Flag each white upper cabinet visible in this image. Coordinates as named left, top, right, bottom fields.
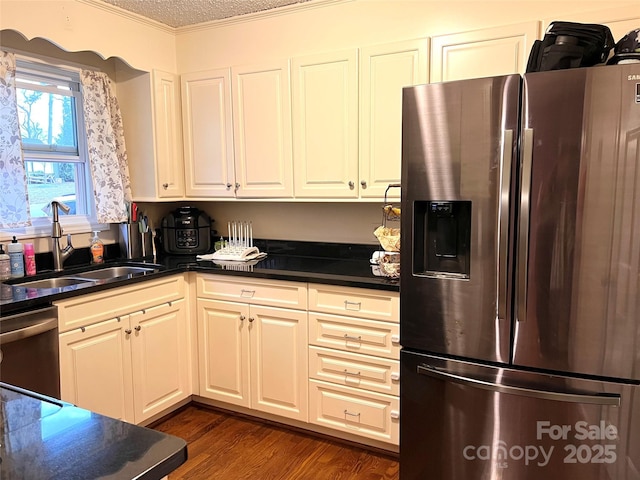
left=118, top=69, right=185, bottom=201
left=430, top=21, right=540, bottom=83
left=153, top=70, right=185, bottom=198
left=292, top=49, right=359, bottom=198
left=359, top=39, right=428, bottom=199
left=181, top=68, right=236, bottom=197
left=232, top=61, right=293, bottom=198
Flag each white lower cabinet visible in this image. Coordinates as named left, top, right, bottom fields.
left=307, top=284, right=400, bottom=446
left=196, top=275, right=308, bottom=422
left=57, top=276, right=191, bottom=424
left=309, top=379, right=400, bottom=445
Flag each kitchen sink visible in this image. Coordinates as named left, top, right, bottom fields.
left=71, top=265, right=157, bottom=280
left=16, top=277, right=94, bottom=289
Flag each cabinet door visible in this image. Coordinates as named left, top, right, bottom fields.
left=292, top=49, right=359, bottom=198
left=359, top=39, right=428, bottom=198
left=249, top=304, right=308, bottom=421
left=232, top=61, right=293, bottom=198
left=181, top=68, right=236, bottom=197
left=152, top=70, right=185, bottom=198
left=197, top=299, right=250, bottom=407
left=59, top=317, right=134, bottom=422
left=130, top=299, right=191, bottom=423
left=430, top=21, right=539, bottom=82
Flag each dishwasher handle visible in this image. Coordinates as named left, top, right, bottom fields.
left=0, top=317, right=58, bottom=345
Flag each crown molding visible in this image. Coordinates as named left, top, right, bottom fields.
left=77, top=0, right=353, bottom=35
left=175, top=0, right=353, bottom=34
left=78, top=0, right=177, bottom=34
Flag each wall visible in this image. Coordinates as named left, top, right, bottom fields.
left=0, top=0, right=176, bottom=72
left=139, top=200, right=385, bottom=246
left=175, top=1, right=638, bottom=71
left=2, top=0, right=639, bottom=250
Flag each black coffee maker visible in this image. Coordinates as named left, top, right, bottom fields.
left=161, top=207, right=212, bottom=254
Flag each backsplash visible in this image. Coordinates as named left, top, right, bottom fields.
left=138, top=201, right=385, bottom=246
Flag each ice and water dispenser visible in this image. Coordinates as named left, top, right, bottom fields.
left=413, top=200, right=471, bottom=278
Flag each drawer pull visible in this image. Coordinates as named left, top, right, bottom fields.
left=80, top=326, right=86, bottom=333
left=241, top=289, right=255, bottom=298
left=344, top=334, right=362, bottom=342
left=344, top=410, right=361, bottom=418
left=344, top=300, right=361, bottom=311
left=391, top=372, right=400, bottom=381
left=390, top=410, right=400, bottom=420
left=343, top=369, right=361, bottom=377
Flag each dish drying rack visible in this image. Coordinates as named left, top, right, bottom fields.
left=372, top=184, right=401, bottom=278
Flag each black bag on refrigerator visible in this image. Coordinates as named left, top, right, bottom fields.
left=526, top=21, right=615, bottom=72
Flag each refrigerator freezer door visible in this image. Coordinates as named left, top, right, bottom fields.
left=400, top=350, right=640, bottom=480
left=514, top=64, right=640, bottom=381
left=400, top=75, right=520, bottom=363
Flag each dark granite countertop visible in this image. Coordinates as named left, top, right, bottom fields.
left=0, top=240, right=399, bottom=316
left=0, top=383, right=187, bottom=480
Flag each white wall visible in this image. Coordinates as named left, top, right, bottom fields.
left=2, top=0, right=638, bottom=249
left=175, top=1, right=638, bottom=72
left=0, top=0, right=176, bottom=72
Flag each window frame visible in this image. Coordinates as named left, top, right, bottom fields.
left=0, top=54, right=108, bottom=242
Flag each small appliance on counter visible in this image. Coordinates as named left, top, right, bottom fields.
left=161, top=207, right=212, bottom=255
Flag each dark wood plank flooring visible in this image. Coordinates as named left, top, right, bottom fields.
left=151, top=404, right=399, bottom=480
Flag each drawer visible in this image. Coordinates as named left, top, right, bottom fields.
left=309, top=346, right=400, bottom=396
left=309, top=312, right=400, bottom=360
left=197, top=274, right=307, bottom=310
left=56, top=275, right=184, bottom=333
left=308, top=284, right=399, bottom=322
left=309, top=379, right=399, bottom=445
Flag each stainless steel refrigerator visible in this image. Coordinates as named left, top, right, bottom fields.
left=400, top=64, right=640, bottom=479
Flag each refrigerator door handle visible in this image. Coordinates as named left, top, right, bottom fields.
left=517, top=128, right=534, bottom=323
left=417, top=365, right=621, bottom=406
left=497, top=129, right=513, bottom=322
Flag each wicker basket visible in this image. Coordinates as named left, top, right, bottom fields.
left=373, top=226, right=400, bottom=252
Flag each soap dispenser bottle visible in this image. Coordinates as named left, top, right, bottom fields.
left=90, top=231, right=105, bottom=264
left=0, top=244, right=10, bottom=280
left=8, top=236, right=24, bottom=278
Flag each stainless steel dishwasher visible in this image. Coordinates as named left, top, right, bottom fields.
left=0, top=306, right=60, bottom=399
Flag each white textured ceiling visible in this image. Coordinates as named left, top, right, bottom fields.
left=98, top=0, right=314, bottom=27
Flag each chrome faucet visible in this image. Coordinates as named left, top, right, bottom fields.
left=51, top=200, right=75, bottom=271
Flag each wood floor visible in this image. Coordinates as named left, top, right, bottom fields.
left=151, top=404, right=399, bottom=480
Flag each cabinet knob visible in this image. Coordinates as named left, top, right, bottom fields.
left=391, top=334, right=400, bottom=344
left=249, top=317, right=255, bottom=323
left=235, top=183, right=240, bottom=190
left=391, top=372, right=400, bottom=381
left=162, top=183, right=169, bottom=189
left=240, top=315, right=246, bottom=321
left=125, top=329, right=132, bottom=335
left=226, top=183, right=232, bottom=189
left=360, top=180, right=367, bottom=188
left=390, top=410, right=400, bottom=420
left=134, top=325, right=141, bottom=332
left=348, top=181, right=355, bottom=189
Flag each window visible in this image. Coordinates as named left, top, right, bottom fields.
left=15, top=59, right=94, bottom=224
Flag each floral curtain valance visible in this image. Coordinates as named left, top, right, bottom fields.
left=0, top=51, right=31, bottom=229
left=81, top=70, right=132, bottom=224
